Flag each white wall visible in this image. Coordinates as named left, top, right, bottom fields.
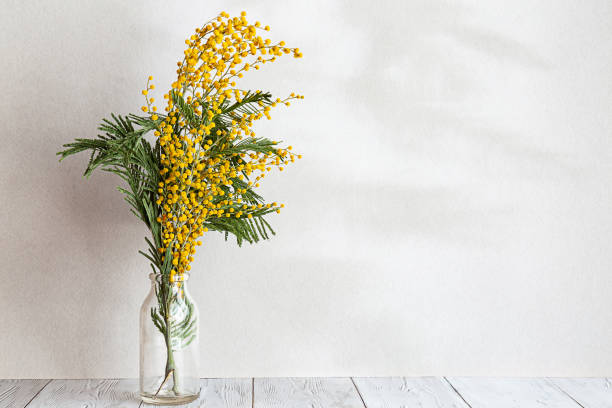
left=1, top=0, right=612, bottom=378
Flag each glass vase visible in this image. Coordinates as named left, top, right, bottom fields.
left=139, top=273, right=200, bottom=405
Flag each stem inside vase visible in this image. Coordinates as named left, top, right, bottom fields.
left=164, top=314, right=180, bottom=395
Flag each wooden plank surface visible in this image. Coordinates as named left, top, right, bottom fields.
left=353, top=377, right=469, bottom=408
left=254, top=378, right=365, bottom=408
left=551, top=377, right=612, bottom=408
left=6, top=377, right=612, bottom=407
left=200, top=378, right=252, bottom=408
left=446, top=377, right=582, bottom=408
left=0, top=379, right=49, bottom=408
left=26, top=379, right=138, bottom=408
left=25, top=378, right=250, bottom=408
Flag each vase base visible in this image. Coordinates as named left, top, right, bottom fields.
left=140, top=391, right=200, bottom=405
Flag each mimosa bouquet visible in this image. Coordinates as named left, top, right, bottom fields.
left=58, top=11, right=302, bottom=404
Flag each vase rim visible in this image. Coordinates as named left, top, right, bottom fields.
left=148, top=272, right=190, bottom=283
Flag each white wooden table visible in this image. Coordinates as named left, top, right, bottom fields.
left=1, top=377, right=610, bottom=407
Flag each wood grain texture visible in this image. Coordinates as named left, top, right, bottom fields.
left=0, top=379, right=49, bottom=408
left=10, top=378, right=612, bottom=407
left=551, top=377, right=612, bottom=408
left=353, top=377, right=469, bottom=408
left=26, top=379, right=138, bottom=408
left=446, top=377, right=581, bottom=408
left=254, top=378, right=365, bottom=408
left=26, top=378, right=251, bottom=408
left=200, top=378, right=252, bottom=408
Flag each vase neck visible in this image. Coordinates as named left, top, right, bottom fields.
left=149, top=273, right=190, bottom=286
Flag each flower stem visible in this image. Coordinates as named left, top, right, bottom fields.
left=164, top=312, right=180, bottom=395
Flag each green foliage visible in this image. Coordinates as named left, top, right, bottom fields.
left=57, top=110, right=282, bottom=255
left=151, top=289, right=197, bottom=351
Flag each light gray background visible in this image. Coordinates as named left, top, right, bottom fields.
left=1, top=0, right=612, bottom=378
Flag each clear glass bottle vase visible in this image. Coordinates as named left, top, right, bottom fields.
left=140, top=273, right=200, bottom=405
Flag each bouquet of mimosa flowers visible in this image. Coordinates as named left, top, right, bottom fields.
left=58, top=11, right=302, bottom=404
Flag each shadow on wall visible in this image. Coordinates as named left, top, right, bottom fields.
left=322, top=0, right=583, bottom=241
left=339, top=1, right=550, bottom=128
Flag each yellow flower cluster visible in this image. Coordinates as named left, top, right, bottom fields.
left=144, top=11, right=303, bottom=283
